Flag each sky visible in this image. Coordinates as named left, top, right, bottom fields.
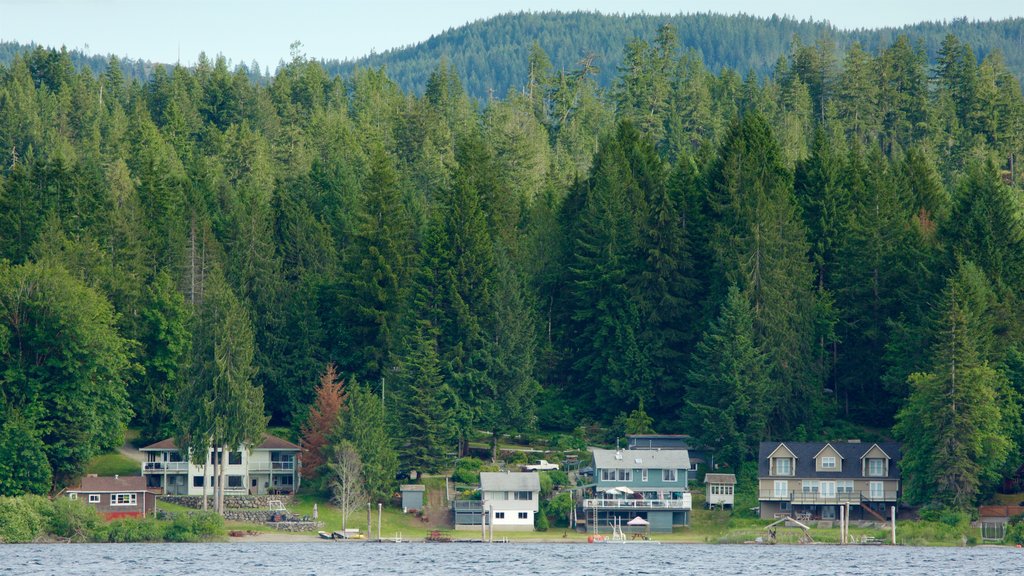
left=1, top=0, right=1020, bottom=70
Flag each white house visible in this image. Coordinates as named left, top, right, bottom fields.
left=140, top=434, right=300, bottom=496
left=480, top=471, right=541, bottom=531
left=704, top=473, right=736, bottom=509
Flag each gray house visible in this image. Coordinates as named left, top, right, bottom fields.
left=583, top=448, right=692, bottom=533
left=454, top=472, right=541, bottom=531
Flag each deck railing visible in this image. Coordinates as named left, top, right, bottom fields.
left=759, top=490, right=898, bottom=503
left=248, top=461, right=295, bottom=472
left=142, top=461, right=189, bottom=472
left=583, top=495, right=691, bottom=510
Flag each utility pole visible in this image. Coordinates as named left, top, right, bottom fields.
left=378, top=502, right=383, bottom=542
left=367, top=502, right=371, bottom=540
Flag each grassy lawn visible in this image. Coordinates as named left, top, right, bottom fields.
left=86, top=452, right=141, bottom=476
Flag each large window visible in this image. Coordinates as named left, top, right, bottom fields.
left=514, top=491, right=532, bottom=501
left=869, top=482, right=884, bottom=499
left=820, top=456, right=836, bottom=469
left=662, top=469, right=677, bottom=482
left=229, top=451, right=242, bottom=465
left=773, top=480, right=789, bottom=498
left=111, top=493, right=137, bottom=506
left=601, top=468, right=632, bottom=482
left=820, top=481, right=836, bottom=498
left=867, top=458, right=885, bottom=477
left=837, top=480, right=854, bottom=494
left=802, top=480, right=819, bottom=494
left=228, top=475, right=243, bottom=488
left=774, top=458, right=792, bottom=476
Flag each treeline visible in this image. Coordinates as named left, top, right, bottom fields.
left=0, top=27, right=1023, bottom=510
left=327, top=12, right=1024, bottom=100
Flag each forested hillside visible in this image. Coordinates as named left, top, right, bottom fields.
left=326, top=12, right=1024, bottom=99
left=1, top=25, right=1023, bottom=510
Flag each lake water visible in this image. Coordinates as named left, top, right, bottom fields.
left=2, top=542, right=1022, bottom=575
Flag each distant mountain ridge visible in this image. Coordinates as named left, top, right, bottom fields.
left=2, top=12, right=1023, bottom=100
left=323, top=11, right=1024, bottom=100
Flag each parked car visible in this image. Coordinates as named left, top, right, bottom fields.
left=523, top=459, right=559, bottom=471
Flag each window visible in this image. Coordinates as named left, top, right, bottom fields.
left=802, top=480, right=819, bottom=494
left=602, top=468, right=632, bottom=482
left=210, top=450, right=222, bottom=465
left=641, top=469, right=648, bottom=482
left=228, top=475, right=243, bottom=488
left=869, top=481, right=884, bottom=499
left=726, top=486, right=733, bottom=495
left=193, top=476, right=204, bottom=488
left=494, top=512, right=505, bottom=519
left=775, top=458, right=792, bottom=476
left=663, top=469, right=677, bottom=482
left=821, top=456, right=836, bottom=469
left=518, top=512, right=528, bottom=520
left=820, top=481, right=836, bottom=498
left=514, top=491, right=532, bottom=501
left=111, top=493, right=137, bottom=506
left=168, top=451, right=184, bottom=463
left=280, top=475, right=293, bottom=485
left=229, top=451, right=242, bottom=465
left=618, top=469, right=632, bottom=482
left=837, top=480, right=854, bottom=494
left=88, top=494, right=100, bottom=503
left=780, top=501, right=791, bottom=511
left=773, top=480, right=789, bottom=498
left=867, top=458, right=885, bottom=477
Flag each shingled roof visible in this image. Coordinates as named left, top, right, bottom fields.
left=68, top=475, right=148, bottom=493
left=757, top=441, right=902, bottom=480
left=592, top=448, right=690, bottom=471
left=141, top=433, right=300, bottom=451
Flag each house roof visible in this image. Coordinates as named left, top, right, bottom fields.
left=704, top=473, right=736, bottom=484
left=758, top=441, right=902, bottom=480
left=592, top=448, right=690, bottom=471
left=480, top=472, right=540, bottom=492
left=400, top=484, right=426, bottom=492
left=979, top=505, right=1024, bottom=519
left=140, top=433, right=300, bottom=451
left=626, top=434, right=691, bottom=450
left=68, top=475, right=148, bottom=493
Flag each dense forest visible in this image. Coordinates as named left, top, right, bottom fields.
left=1, top=18, right=1024, bottom=512
left=327, top=12, right=1024, bottom=100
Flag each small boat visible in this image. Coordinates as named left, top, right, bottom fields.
left=318, top=531, right=334, bottom=540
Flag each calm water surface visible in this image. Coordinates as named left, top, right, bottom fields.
left=3, top=542, right=1022, bottom=575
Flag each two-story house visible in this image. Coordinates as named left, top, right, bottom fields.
left=480, top=471, right=540, bottom=530
left=140, top=434, right=300, bottom=496
left=584, top=448, right=692, bottom=533
left=757, top=441, right=901, bottom=521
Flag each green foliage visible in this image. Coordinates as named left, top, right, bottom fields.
left=542, top=470, right=569, bottom=488
left=336, top=382, right=399, bottom=502
left=46, top=497, right=101, bottom=541
left=547, top=492, right=573, bottom=526
left=163, top=511, right=225, bottom=542
left=534, top=505, right=550, bottom=531
left=0, top=495, right=49, bottom=543
left=452, top=457, right=486, bottom=484
left=0, top=411, right=52, bottom=496
left=103, top=516, right=165, bottom=542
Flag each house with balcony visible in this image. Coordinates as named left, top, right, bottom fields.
left=140, top=434, right=300, bottom=496
left=582, top=448, right=692, bottom=533
left=453, top=472, right=541, bottom=531
left=757, top=441, right=901, bottom=521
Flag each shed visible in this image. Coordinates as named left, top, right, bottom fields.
left=704, top=473, right=736, bottom=509
left=401, top=484, right=426, bottom=512
left=978, top=505, right=1024, bottom=541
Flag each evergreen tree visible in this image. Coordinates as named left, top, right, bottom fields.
left=336, top=381, right=398, bottom=503
left=685, top=286, right=771, bottom=470
left=395, top=323, right=455, bottom=474
left=894, top=261, right=1013, bottom=508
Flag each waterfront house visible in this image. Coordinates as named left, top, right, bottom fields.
left=140, top=434, right=300, bottom=496
left=583, top=448, right=692, bottom=533
left=453, top=472, right=541, bottom=531
left=401, top=484, right=425, bottom=512
left=66, top=475, right=157, bottom=520
left=704, top=473, right=736, bottom=509
left=757, top=441, right=901, bottom=521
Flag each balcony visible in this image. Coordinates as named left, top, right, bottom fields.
left=248, top=460, right=296, bottom=473
left=142, top=461, right=190, bottom=473
left=584, top=494, right=692, bottom=511
left=759, top=490, right=898, bottom=504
